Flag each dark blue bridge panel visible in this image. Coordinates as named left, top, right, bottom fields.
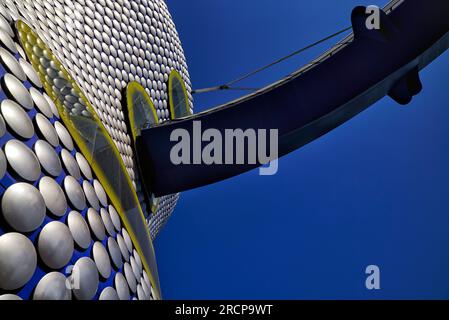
left=139, top=0, right=449, bottom=196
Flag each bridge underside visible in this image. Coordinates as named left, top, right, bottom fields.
left=139, top=0, right=449, bottom=196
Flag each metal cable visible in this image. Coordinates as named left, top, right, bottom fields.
left=192, top=26, right=353, bottom=94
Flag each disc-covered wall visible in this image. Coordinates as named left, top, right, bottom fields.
left=0, top=0, right=194, bottom=300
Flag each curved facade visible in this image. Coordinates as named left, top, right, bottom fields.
left=3, top=0, right=193, bottom=238
left=0, top=0, right=192, bottom=300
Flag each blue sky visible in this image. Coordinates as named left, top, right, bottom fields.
left=155, top=0, right=449, bottom=299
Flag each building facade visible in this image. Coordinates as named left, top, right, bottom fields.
left=0, top=0, right=192, bottom=300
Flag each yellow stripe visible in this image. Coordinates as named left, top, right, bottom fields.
left=17, top=20, right=162, bottom=299
left=126, top=81, right=159, bottom=141
left=168, top=69, right=191, bottom=119
left=125, top=81, right=160, bottom=214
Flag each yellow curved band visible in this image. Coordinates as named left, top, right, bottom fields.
left=168, top=69, right=191, bottom=119
left=17, top=20, right=161, bottom=299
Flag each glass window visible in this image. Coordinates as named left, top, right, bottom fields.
left=125, top=81, right=160, bottom=215
left=17, top=20, right=161, bottom=296
left=126, top=81, right=159, bottom=140
left=168, top=70, right=191, bottom=119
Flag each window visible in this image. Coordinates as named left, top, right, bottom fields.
left=168, top=69, right=191, bottom=119
left=17, top=20, right=160, bottom=296
left=126, top=81, right=159, bottom=140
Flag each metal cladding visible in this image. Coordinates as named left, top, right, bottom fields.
left=4, top=139, right=41, bottom=181
left=0, top=28, right=17, bottom=53
left=54, top=121, right=74, bottom=151
left=35, top=113, right=60, bottom=147
left=19, top=57, right=42, bottom=88
left=100, top=207, right=116, bottom=237
left=61, top=149, right=82, bottom=180
left=2, top=73, right=33, bottom=109
left=99, top=286, right=119, bottom=300
left=67, top=210, right=92, bottom=250
left=115, top=272, right=131, bottom=301
left=0, top=0, right=175, bottom=300
left=1, top=0, right=193, bottom=241
left=33, top=272, right=72, bottom=300
left=0, top=232, right=37, bottom=290
left=117, top=233, right=130, bottom=263
left=0, top=294, right=23, bottom=300
left=29, top=87, right=53, bottom=117
left=87, top=208, right=106, bottom=241
left=0, top=47, right=25, bottom=80
left=64, top=175, right=87, bottom=211
left=124, top=262, right=137, bottom=293
left=34, top=140, right=63, bottom=177
left=108, top=236, right=124, bottom=270
left=37, top=221, right=74, bottom=269
left=83, top=180, right=100, bottom=211
left=1, top=99, right=34, bottom=139
left=2, top=183, right=46, bottom=232
left=76, top=152, right=93, bottom=180
left=71, top=257, right=99, bottom=300
left=92, top=241, right=112, bottom=279
left=38, top=176, right=68, bottom=216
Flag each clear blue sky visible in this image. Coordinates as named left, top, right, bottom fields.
left=155, top=0, right=449, bottom=299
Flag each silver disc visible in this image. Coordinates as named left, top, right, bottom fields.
left=30, top=87, right=53, bottom=118
left=136, top=284, right=146, bottom=300
left=100, top=208, right=116, bottom=237
left=133, top=250, right=143, bottom=276
left=121, top=228, right=133, bottom=253
left=0, top=113, right=5, bottom=137
left=54, top=121, right=74, bottom=151
left=61, top=149, right=81, bottom=180
left=75, top=152, right=92, bottom=180
left=130, top=256, right=141, bottom=281
left=0, top=14, right=14, bottom=36
left=114, top=272, right=130, bottom=301
left=87, top=208, right=106, bottom=241
left=4, top=139, right=41, bottom=182
left=140, top=278, right=151, bottom=300
left=38, top=176, right=67, bottom=216
left=92, top=241, right=112, bottom=279
left=38, top=221, right=74, bottom=269
left=93, top=179, right=108, bottom=206
left=1, top=99, right=34, bottom=138
left=34, top=140, right=62, bottom=177
left=1, top=182, right=45, bottom=232
left=107, top=237, right=123, bottom=269
left=2, top=74, right=34, bottom=109
left=0, top=28, right=17, bottom=53
left=116, top=233, right=130, bottom=262
left=99, top=287, right=119, bottom=300
left=83, top=180, right=100, bottom=210
left=67, top=211, right=92, bottom=250
left=123, top=262, right=137, bottom=293
left=33, top=272, right=72, bottom=300
left=71, top=257, right=99, bottom=300
left=0, top=147, right=6, bottom=179
left=35, top=113, right=59, bottom=147
left=109, top=205, right=121, bottom=231
left=0, top=232, right=37, bottom=290
left=64, top=175, right=86, bottom=211
left=0, top=294, right=23, bottom=300
left=0, top=47, right=26, bottom=81
left=19, top=58, right=43, bottom=88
